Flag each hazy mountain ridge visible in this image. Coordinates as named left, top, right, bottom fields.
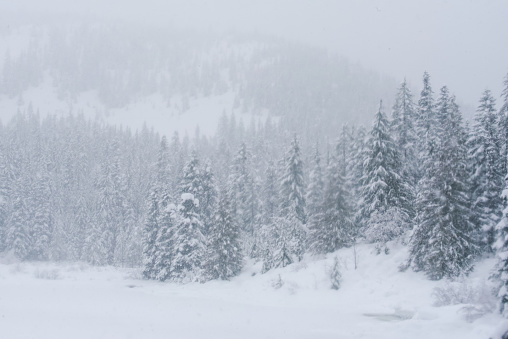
left=0, top=20, right=396, bottom=138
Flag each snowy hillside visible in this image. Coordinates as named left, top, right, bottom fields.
left=0, top=20, right=396, bottom=139
left=0, top=242, right=504, bottom=339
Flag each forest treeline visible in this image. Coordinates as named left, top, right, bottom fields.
left=1, top=72, right=508, bottom=313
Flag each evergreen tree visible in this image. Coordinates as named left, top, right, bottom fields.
left=499, top=74, right=508, bottom=188
left=153, top=201, right=176, bottom=281
left=171, top=193, right=207, bottom=283
left=261, top=161, right=279, bottom=224
left=391, top=79, right=418, bottom=186
left=142, top=137, right=170, bottom=279
left=142, top=190, right=160, bottom=279
left=306, top=144, right=324, bottom=223
left=415, top=72, right=436, bottom=160
left=408, top=87, right=477, bottom=280
left=308, top=140, right=354, bottom=254
left=280, top=135, right=306, bottom=224
left=230, top=142, right=256, bottom=234
left=29, top=166, right=53, bottom=260
left=207, top=189, right=243, bottom=280
left=495, top=173, right=508, bottom=317
left=468, top=89, right=503, bottom=251
left=360, top=101, right=413, bottom=251
left=199, top=160, right=218, bottom=234
left=179, top=149, right=203, bottom=203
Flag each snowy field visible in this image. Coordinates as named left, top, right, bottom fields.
left=0, top=243, right=505, bottom=339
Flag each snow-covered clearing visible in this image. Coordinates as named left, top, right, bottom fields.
left=0, top=243, right=505, bottom=339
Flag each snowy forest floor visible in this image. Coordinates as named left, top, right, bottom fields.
left=0, top=242, right=506, bottom=339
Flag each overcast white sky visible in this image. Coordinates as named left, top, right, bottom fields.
left=2, top=0, right=508, bottom=109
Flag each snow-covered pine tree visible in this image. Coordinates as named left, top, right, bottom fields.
left=29, top=164, right=53, bottom=260
left=153, top=200, right=176, bottom=281
left=199, top=160, right=218, bottom=234
left=306, top=144, right=324, bottom=225
left=495, top=172, right=508, bottom=317
left=171, top=193, right=207, bottom=283
left=308, top=138, right=354, bottom=254
left=142, top=190, right=160, bottom=279
left=415, top=72, right=436, bottom=163
left=499, top=73, right=508, bottom=189
left=360, top=101, right=414, bottom=252
left=207, top=188, right=242, bottom=280
left=142, top=137, right=170, bottom=279
left=391, top=79, right=418, bottom=186
left=230, top=142, right=257, bottom=234
left=280, top=135, right=306, bottom=224
left=468, top=89, right=504, bottom=252
left=408, top=86, right=477, bottom=280
left=179, top=149, right=203, bottom=204
left=261, top=161, right=280, bottom=224
left=6, top=183, right=31, bottom=260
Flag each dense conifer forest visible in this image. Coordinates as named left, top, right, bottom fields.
left=2, top=72, right=508, bottom=316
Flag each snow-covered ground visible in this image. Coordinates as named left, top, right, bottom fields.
left=0, top=243, right=505, bottom=339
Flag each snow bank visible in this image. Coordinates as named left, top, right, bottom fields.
left=0, top=243, right=504, bottom=339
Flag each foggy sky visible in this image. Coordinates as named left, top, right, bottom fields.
left=2, top=0, right=508, bottom=110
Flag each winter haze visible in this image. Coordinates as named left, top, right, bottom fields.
left=1, top=1, right=508, bottom=339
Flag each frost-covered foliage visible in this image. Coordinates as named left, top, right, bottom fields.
left=360, top=101, right=413, bottom=250
left=207, top=190, right=243, bottom=280
left=308, top=138, right=354, bottom=255
left=468, top=90, right=504, bottom=251
left=171, top=194, right=207, bottom=283
left=391, top=79, right=418, bottom=186
left=408, top=87, right=477, bottom=280
left=495, top=174, right=508, bottom=317
left=280, top=135, right=307, bottom=224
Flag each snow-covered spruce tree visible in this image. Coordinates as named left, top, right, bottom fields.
left=391, top=79, right=418, bottom=186
left=179, top=149, right=203, bottom=205
left=153, top=200, right=176, bottom=281
left=199, top=160, right=218, bottom=235
left=142, top=137, right=170, bottom=279
left=94, top=138, right=127, bottom=265
left=415, top=71, right=437, bottom=178
left=142, top=191, right=160, bottom=279
left=230, top=142, right=257, bottom=235
left=499, top=73, right=508, bottom=178
left=280, top=135, right=307, bottom=224
left=360, top=101, right=414, bottom=252
left=29, top=166, right=53, bottom=260
left=468, top=89, right=503, bottom=252
left=306, top=144, right=324, bottom=228
left=6, top=184, right=31, bottom=260
left=261, top=161, right=280, bottom=224
left=495, top=172, right=508, bottom=317
left=308, top=139, right=354, bottom=254
left=207, top=189, right=242, bottom=280
left=347, top=126, right=367, bottom=222
left=408, top=86, right=477, bottom=280
left=170, top=193, right=207, bottom=283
